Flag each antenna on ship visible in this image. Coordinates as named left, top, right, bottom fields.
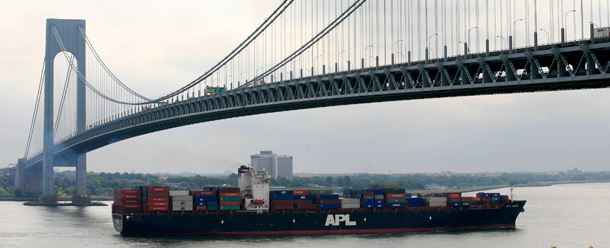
left=510, top=184, right=514, bottom=201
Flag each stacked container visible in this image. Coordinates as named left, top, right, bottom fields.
left=113, top=189, right=141, bottom=214
left=144, top=186, right=170, bottom=212
left=293, top=190, right=316, bottom=210
left=170, top=190, right=193, bottom=211
left=385, top=188, right=406, bottom=208
left=271, top=190, right=294, bottom=210
left=424, top=197, right=448, bottom=207
left=340, top=198, right=360, bottom=209
left=444, top=192, right=463, bottom=208
left=405, top=197, right=423, bottom=207
left=193, top=190, right=216, bottom=211
left=317, top=194, right=340, bottom=209
left=219, top=187, right=240, bottom=211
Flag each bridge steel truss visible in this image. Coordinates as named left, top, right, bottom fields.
left=25, top=41, right=610, bottom=169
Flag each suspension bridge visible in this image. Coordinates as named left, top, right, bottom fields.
left=13, top=0, right=610, bottom=204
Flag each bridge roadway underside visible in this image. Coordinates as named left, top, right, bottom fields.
left=24, top=41, right=610, bottom=170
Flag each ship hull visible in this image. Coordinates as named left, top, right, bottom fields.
left=115, top=200, right=525, bottom=236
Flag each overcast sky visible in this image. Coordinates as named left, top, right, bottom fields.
left=1, top=0, right=609, bottom=175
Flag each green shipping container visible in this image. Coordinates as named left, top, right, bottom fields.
left=220, top=197, right=240, bottom=201
left=471, top=202, right=482, bottom=205
left=220, top=205, right=240, bottom=210
left=385, top=189, right=406, bottom=194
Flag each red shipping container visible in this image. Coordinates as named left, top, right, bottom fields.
left=148, top=202, right=169, bottom=207
left=148, top=187, right=169, bottom=193
left=120, top=189, right=140, bottom=194
left=444, top=192, right=462, bottom=198
left=121, top=199, right=140, bottom=204
left=148, top=196, right=169, bottom=202
left=461, top=197, right=473, bottom=202
left=196, top=206, right=207, bottom=211
left=120, top=194, right=141, bottom=200
left=192, top=190, right=216, bottom=196
left=293, top=199, right=312, bottom=204
left=123, top=204, right=140, bottom=209
left=273, top=200, right=294, bottom=205
left=272, top=204, right=293, bottom=210
left=293, top=190, right=310, bottom=195
left=385, top=193, right=406, bottom=199
left=472, top=197, right=481, bottom=202
left=481, top=197, right=492, bottom=202
left=363, top=191, right=375, bottom=196
left=148, top=192, right=169, bottom=197
left=317, top=199, right=340, bottom=204
left=448, top=198, right=461, bottom=203
left=148, top=206, right=169, bottom=211
left=296, top=204, right=317, bottom=209
left=219, top=187, right=240, bottom=193
left=219, top=192, right=240, bottom=197
left=220, top=201, right=240, bottom=206
left=500, top=195, right=510, bottom=202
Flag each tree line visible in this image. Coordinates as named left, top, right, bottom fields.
left=1, top=170, right=609, bottom=197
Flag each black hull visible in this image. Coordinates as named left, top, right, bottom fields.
left=114, top=201, right=526, bottom=236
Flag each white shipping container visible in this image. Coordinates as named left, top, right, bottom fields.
left=172, top=200, right=193, bottom=205
left=169, top=190, right=190, bottom=196
left=172, top=205, right=194, bottom=211
left=171, top=195, right=193, bottom=201
left=425, top=197, right=448, bottom=207
left=595, top=27, right=610, bottom=38
left=341, top=198, right=360, bottom=204
left=341, top=204, right=361, bottom=209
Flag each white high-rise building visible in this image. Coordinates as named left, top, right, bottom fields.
left=250, top=150, right=293, bottom=179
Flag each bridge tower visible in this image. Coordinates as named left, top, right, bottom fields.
left=41, top=19, right=87, bottom=204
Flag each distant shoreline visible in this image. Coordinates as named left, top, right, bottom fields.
left=460, top=180, right=610, bottom=193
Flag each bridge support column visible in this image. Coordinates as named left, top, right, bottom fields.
left=40, top=19, right=87, bottom=204
left=15, top=159, right=26, bottom=191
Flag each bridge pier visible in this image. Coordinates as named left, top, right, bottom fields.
left=40, top=19, right=87, bottom=204
left=15, top=159, right=26, bottom=191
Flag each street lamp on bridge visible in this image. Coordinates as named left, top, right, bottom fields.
left=564, top=10, right=576, bottom=41
left=539, top=29, right=550, bottom=44
left=468, top=27, right=478, bottom=53
left=496, top=36, right=506, bottom=50
left=512, top=19, right=524, bottom=48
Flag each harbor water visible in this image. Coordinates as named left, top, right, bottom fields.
left=0, top=182, right=608, bottom=248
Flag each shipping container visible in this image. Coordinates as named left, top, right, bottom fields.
left=220, top=205, right=240, bottom=211
left=387, top=198, right=406, bottom=203
left=207, top=205, right=218, bottom=211
left=374, top=195, right=385, bottom=200
left=319, top=204, right=340, bottom=209
left=309, top=189, right=333, bottom=195
left=169, top=190, right=190, bottom=196
left=293, top=199, right=313, bottom=204
left=148, top=187, right=169, bottom=193
left=271, top=204, right=293, bottom=210
left=219, top=192, right=240, bottom=197
left=220, top=201, right=240, bottom=206
left=272, top=194, right=293, bottom=200
left=341, top=203, right=361, bottom=209
left=388, top=203, right=405, bottom=208
left=273, top=200, right=294, bottom=205
left=295, top=204, right=317, bottom=209
left=384, top=188, right=406, bottom=194
left=385, top=193, right=406, bottom=199
left=196, top=206, right=207, bottom=211
left=293, top=190, right=310, bottom=195
left=219, top=187, right=240, bottom=193
left=220, top=197, right=240, bottom=202
left=293, top=194, right=314, bottom=200
left=192, top=190, right=216, bottom=196
left=317, top=199, right=340, bottom=205
left=318, top=194, right=339, bottom=200
left=444, top=192, right=462, bottom=199
left=341, top=198, right=360, bottom=204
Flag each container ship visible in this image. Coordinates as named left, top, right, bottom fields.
left=112, top=166, right=526, bottom=236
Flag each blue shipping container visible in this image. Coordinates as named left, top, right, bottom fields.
left=492, top=196, right=501, bottom=201
left=374, top=199, right=384, bottom=204
left=319, top=204, right=340, bottom=209
left=387, top=198, right=406, bottom=203
left=207, top=201, right=218, bottom=206
left=364, top=204, right=374, bottom=208
left=207, top=205, right=218, bottom=211
left=273, top=194, right=293, bottom=200
left=318, top=194, right=339, bottom=200
left=271, top=190, right=294, bottom=196
left=451, top=202, right=462, bottom=207
left=462, top=202, right=471, bottom=207
left=196, top=202, right=206, bottom=206
left=364, top=200, right=375, bottom=205
left=375, top=203, right=384, bottom=208
left=293, top=195, right=314, bottom=200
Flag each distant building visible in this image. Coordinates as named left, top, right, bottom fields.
left=251, top=150, right=293, bottom=179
